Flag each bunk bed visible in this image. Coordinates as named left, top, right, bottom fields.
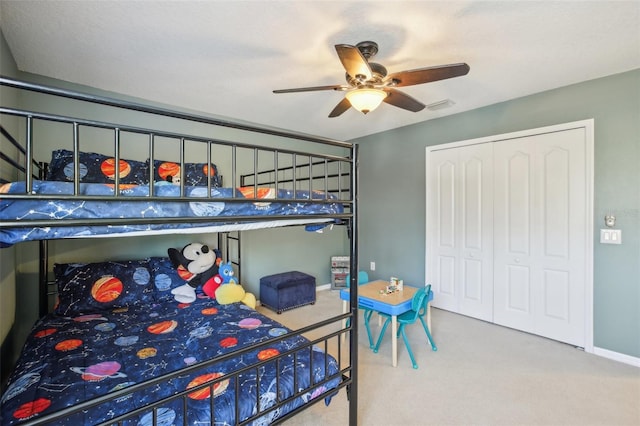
left=0, top=77, right=360, bottom=425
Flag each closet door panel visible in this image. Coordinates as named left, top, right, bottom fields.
left=458, top=144, right=493, bottom=321
left=542, top=148, right=570, bottom=258
left=427, top=150, right=459, bottom=312
left=543, top=269, right=570, bottom=320
left=502, top=264, right=533, bottom=331
left=538, top=145, right=572, bottom=326
left=494, top=128, right=586, bottom=345
left=438, top=160, right=456, bottom=248
left=426, top=144, right=493, bottom=320
left=506, top=152, right=532, bottom=255
left=438, top=255, right=457, bottom=298
left=507, top=265, right=531, bottom=312
left=462, top=258, right=482, bottom=301
left=494, top=144, right=534, bottom=332
left=533, top=129, right=586, bottom=346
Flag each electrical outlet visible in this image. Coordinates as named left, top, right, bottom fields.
left=370, top=261, right=376, bottom=271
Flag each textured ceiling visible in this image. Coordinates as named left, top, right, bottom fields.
left=1, top=1, right=639, bottom=141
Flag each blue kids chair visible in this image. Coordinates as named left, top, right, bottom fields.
left=373, top=285, right=437, bottom=368
left=346, top=270, right=376, bottom=348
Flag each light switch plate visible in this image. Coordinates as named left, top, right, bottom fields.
left=600, top=229, right=622, bottom=244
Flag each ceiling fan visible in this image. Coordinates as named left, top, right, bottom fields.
left=273, top=41, right=470, bottom=117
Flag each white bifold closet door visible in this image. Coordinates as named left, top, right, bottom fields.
left=426, top=143, right=494, bottom=322
left=426, top=123, right=590, bottom=347
left=493, top=128, right=587, bottom=346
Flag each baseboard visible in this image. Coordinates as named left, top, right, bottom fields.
left=593, top=346, right=640, bottom=367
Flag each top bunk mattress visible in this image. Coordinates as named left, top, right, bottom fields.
left=0, top=181, right=345, bottom=247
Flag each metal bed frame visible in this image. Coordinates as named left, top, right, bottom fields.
left=0, top=76, right=360, bottom=425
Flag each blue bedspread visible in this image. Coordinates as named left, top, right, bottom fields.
left=0, top=181, right=344, bottom=246
left=0, top=297, right=340, bottom=425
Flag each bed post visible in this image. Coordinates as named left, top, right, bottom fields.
left=218, top=231, right=241, bottom=282
left=39, top=240, right=48, bottom=317
left=38, top=157, right=49, bottom=318
left=349, top=142, right=359, bottom=426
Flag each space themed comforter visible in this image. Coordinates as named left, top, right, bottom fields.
left=0, top=180, right=344, bottom=247
left=0, top=296, right=341, bottom=425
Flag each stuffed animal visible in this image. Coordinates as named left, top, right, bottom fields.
left=214, top=261, right=257, bottom=309
left=218, top=261, right=237, bottom=284
left=168, top=242, right=221, bottom=303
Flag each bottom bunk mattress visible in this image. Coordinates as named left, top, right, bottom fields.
left=1, top=296, right=341, bottom=425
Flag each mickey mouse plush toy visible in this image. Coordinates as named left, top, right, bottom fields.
left=168, top=242, right=221, bottom=303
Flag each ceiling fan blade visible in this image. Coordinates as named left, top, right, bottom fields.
left=329, top=97, right=352, bottom=118
left=386, top=63, right=470, bottom=87
left=335, top=44, right=373, bottom=80
left=273, top=84, right=347, bottom=94
left=383, top=88, right=426, bottom=112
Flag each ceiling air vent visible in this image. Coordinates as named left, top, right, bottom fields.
left=426, top=99, right=455, bottom=111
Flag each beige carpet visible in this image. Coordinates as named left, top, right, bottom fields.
left=256, top=289, right=640, bottom=426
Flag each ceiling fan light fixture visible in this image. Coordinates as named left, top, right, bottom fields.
left=274, top=41, right=470, bottom=118
left=345, top=88, right=387, bottom=114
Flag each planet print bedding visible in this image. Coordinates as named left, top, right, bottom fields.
left=0, top=295, right=341, bottom=425
left=0, top=180, right=344, bottom=247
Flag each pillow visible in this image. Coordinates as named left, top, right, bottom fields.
left=147, top=255, right=221, bottom=304
left=149, top=159, right=221, bottom=187
left=54, top=259, right=154, bottom=315
left=147, top=256, right=187, bottom=304
left=47, top=149, right=149, bottom=185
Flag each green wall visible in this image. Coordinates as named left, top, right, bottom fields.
left=354, top=69, right=640, bottom=358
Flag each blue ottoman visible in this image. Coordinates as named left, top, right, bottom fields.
left=260, top=271, right=316, bottom=314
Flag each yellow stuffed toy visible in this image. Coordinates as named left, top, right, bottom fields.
left=214, top=261, right=256, bottom=309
